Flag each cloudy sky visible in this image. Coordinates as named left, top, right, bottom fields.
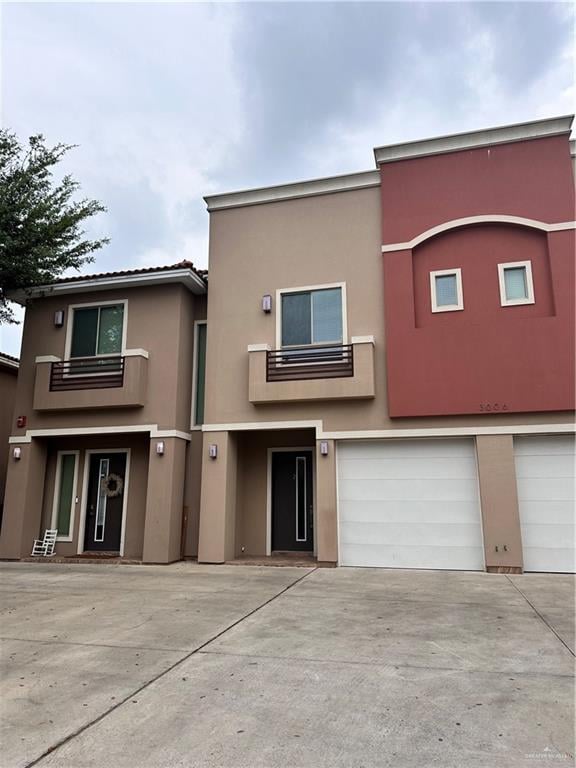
left=1, top=0, right=574, bottom=356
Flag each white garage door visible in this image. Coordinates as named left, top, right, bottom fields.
left=514, top=436, right=575, bottom=573
left=337, top=439, right=484, bottom=570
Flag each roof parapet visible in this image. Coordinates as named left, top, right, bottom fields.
left=373, top=115, right=574, bottom=165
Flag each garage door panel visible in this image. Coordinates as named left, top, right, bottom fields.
left=515, top=455, right=573, bottom=479
left=515, top=436, right=575, bottom=573
left=338, top=456, right=478, bottom=481
left=338, top=499, right=481, bottom=524
left=518, top=501, right=575, bottom=526
left=516, top=477, right=574, bottom=502
left=519, top=523, right=575, bottom=549
left=340, top=543, right=484, bottom=570
left=338, top=439, right=475, bottom=460
left=339, top=477, right=480, bottom=503
left=340, top=521, right=483, bottom=548
left=522, top=548, right=575, bottom=574
left=337, top=439, right=484, bottom=571
left=515, top=438, right=574, bottom=456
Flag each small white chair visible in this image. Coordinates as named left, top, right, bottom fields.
left=31, top=529, right=58, bottom=557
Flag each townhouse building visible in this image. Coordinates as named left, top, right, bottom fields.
left=198, top=115, right=575, bottom=574
left=1, top=115, right=574, bottom=573
left=0, top=263, right=207, bottom=563
left=0, top=353, right=19, bottom=527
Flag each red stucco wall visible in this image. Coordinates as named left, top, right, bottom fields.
left=381, top=135, right=575, bottom=418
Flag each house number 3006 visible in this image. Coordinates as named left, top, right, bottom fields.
left=480, top=403, right=509, bottom=412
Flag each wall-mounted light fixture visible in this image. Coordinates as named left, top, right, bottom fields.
left=319, top=440, right=329, bottom=456
left=262, top=294, right=272, bottom=313
left=54, top=310, right=65, bottom=328
left=155, top=441, right=165, bottom=456
left=16, top=415, right=26, bottom=429
left=209, top=444, right=218, bottom=459
left=13, top=447, right=22, bottom=461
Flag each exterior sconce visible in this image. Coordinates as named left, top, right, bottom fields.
left=155, top=441, right=165, bottom=456
left=13, top=447, right=22, bottom=461
left=54, top=310, right=65, bottom=327
left=262, top=294, right=272, bottom=313
left=319, top=441, right=329, bottom=456
left=16, top=415, right=26, bottom=429
left=209, top=444, right=218, bottom=459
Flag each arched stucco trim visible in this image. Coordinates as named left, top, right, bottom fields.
left=381, top=216, right=576, bottom=253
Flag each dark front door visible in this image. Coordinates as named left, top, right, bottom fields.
left=84, top=452, right=127, bottom=552
left=271, top=450, right=314, bottom=552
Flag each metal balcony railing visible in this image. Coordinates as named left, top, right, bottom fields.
left=266, top=344, right=354, bottom=382
left=49, top=356, right=125, bottom=391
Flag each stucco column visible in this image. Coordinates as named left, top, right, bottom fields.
left=142, top=437, right=187, bottom=564
left=476, top=435, right=523, bottom=573
left=0, top=439, right=47, bottom=559
left=198, top=431, right=237, bottom=563
left=315, top=439, right=338, bottom=564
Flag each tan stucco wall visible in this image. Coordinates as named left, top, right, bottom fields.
left=0, top=438, right=47, bottom=559
left=2, top=284, right=206, bottom=562
left=143, top=436, right=187, bottom=563
left=205, top=187, right=572, bottom=433
left=11, top=284, right=206, bottom=437
left=37, top=434, right=149, bottom=559
left=235, top=429, right=315, bottom=557
left=183, top=430, right=204, bottom=558
left=198, top=431, right=239, bottom=563
left=476, top=435, right=524, bottom=572
left=0, top=365, right=18, bottom=508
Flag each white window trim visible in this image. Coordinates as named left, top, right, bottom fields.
left=430, top=268, right=464, bottom=313
left=497, top=261, right=535, bottom=306
left=64, top=299, right=128, bottom=361
left=275, top=282, right=348, bottom=351
left=190, top=320, right=207, bottom=429
left=50, top=450, right=80, bottom=542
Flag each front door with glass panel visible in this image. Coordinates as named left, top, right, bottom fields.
left=271, top=451, right=314, bottom=552
left=84, top=452, right=127, bottom=552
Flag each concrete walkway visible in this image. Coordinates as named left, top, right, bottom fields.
left=0, top=562, right=573, bottom=768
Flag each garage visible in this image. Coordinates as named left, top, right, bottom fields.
left=514, top=435, right=575, bottom=573
left=337, top=438, right=485, bottom=570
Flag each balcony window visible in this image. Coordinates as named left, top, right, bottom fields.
left=70, top=303, right=124, bottom=358
left=279, top=286, right=345, bottom=362
left=66, top=302, right=125, bottom=374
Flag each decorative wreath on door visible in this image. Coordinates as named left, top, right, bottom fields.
left=100, top=473, right=124, bottom=498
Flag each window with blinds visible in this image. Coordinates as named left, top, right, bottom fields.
left=281, top=287, right=343, bottom=347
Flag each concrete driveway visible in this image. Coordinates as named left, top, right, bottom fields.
left=1, top=562, right=573, bottom=768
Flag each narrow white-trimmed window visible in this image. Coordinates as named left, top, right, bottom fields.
left=430, top=269, right=464, bottom=313
left=498, top=261, right=535, bottom=306
left=192, top=321, right=207, bottom=425
left=51, top=451, right=79, bottom=541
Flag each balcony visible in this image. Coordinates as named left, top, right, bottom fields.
left=266, top=344, right=354, bottom=382
left=249, top=337, right=375, bottom=404
left=33, top=351, right=148, bottom=411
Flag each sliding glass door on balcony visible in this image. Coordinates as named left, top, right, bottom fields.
left=67, top=304, right=124, bottom=375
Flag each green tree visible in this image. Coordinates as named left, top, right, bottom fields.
left=0, top=130, right=109, bottom=323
